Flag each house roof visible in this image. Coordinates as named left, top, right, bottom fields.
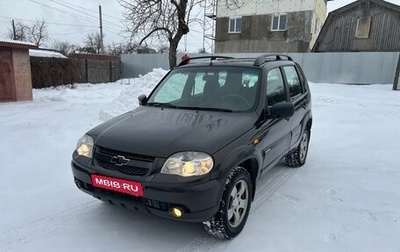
left=330, top=0, right=400, bottom=16
left=29, top=49, right=67, bottom=59
left=312, top=0, right=400, bottom=52
left=0, top=39, right=38, bottom=49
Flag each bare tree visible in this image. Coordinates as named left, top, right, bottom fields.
left=119, top=0, right=202, bottom=69
left=29, top=20, right=48, bottom=47
left=7, top=19, right=48, bottom=46
left=7, top=21, right=28, bottom=41
left=107, top=42, right=125, bottom=55
left=107, top=41, right=157, bottom=55
left=157, top=44, right=169, bottom=54
left=80, top=32, right=103, bottom=54
left=50, top=40, right=76, bottom=56
left=119, top=0, right=245, bottom=68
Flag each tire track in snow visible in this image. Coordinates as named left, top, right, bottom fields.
left=0, top=200, right=106, bottom=251
left=178, top=234, right=229, bottom=252
left=177, top=165, right=298, bottom=252
left=251, top=166, right=298, bottom=211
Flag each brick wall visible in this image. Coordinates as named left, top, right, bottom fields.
left=12, top=49, right=33, bottom=101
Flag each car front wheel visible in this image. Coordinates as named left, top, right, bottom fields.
left=203, top=166, right=252, bottom=239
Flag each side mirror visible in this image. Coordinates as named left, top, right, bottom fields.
left=138, top=94, right=148, bottom=106
left=267, top=102, right=294, bottom=119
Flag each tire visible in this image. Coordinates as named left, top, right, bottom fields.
left=285, top=128, right=310, bottom=167
left=203, top=167, right=252, bottom=239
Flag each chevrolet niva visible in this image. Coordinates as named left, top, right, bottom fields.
left=71, top=54, right=312, bottom=239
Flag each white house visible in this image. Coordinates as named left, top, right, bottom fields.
left=214, top=0, right=329, bottom=53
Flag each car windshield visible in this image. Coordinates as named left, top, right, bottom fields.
left=147, top=67, right=260, bottom=112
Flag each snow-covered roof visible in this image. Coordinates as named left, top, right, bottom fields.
left=29, top=49, right=68, bottom=59
left=0, top=39, right=37, bottom=47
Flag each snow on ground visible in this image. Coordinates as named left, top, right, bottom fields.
left=1, top=69, right=400, bottom=252
left=99, top=68, right=167, bottom=121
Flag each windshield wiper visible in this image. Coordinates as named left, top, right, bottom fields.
left=183, top=106, right=233, bottom=112
left=146, top=102, right=178, bottom=108
left=147, top=103, right=233, bottom=112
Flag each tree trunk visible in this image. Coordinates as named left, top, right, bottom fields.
left=169, top=41, right=178, bottom=69
left=167, top=0, right=188, bottom=69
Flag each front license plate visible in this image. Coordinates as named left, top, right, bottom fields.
left=91, top=174, right=144, bottom=197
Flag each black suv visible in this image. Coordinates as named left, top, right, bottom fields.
left=71, top=54, right=312, bottom=239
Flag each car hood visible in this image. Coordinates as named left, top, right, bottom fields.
left=88, top=106, right=258, bottom=157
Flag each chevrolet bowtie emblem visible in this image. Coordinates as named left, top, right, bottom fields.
left=110, top=155, right=130, bottom=166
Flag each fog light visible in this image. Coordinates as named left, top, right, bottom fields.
left=170, top=207, right=183, bottom=218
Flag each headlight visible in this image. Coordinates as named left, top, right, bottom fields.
left=161, top=152, right=214, bottom=177
left=76, top=134, right=94, bottom=158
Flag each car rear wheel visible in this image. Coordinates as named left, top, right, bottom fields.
left=203, top=167, right=252, bottom=239
left=285, top=128, right=310, bottom=167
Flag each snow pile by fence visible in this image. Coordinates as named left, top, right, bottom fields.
left=99, top=68, right=168, bottom=121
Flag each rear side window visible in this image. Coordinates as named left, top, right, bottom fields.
left=266, top=68, right=287, bottom=106
left=283, top=66, right=302, bottom=99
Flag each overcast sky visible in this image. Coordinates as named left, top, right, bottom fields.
left=0, top=0, right=399, bottom=53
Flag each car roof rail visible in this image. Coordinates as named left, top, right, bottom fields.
left=177, top=55, right=235, bottom=67
left=253, top=54, right=293, bottom=66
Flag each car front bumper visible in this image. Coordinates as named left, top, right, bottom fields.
left=71, top=160, right=224, bottom=222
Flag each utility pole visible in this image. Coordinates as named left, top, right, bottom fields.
left=12, top=19, right=16, bottom=40
left=99, top=4, right=104, bottom=54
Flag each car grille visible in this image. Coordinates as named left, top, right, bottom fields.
left=94, top=146, right=155, bottom=176
left=96, top=160, right=148, bottom=176
left=92, top=186, right=190, bottom=213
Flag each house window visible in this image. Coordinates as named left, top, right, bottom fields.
left=229, top=17, right=242, bottom=33
left=355, top=16, right=371, bottom=38
left=271, top=14, right=287, bottom=31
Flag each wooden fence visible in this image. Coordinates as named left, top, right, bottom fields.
left=30, top=53, right=121, bottom=88
left=69, top=53, right=121, bottom=84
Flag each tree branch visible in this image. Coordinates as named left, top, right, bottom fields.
left=170, top=0, right=179, bottom=9
left=139, top=27, right=173, bottom=45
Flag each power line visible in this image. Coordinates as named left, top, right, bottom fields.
left=0, top=16, right=97, bottom=28
left=103, top=27, right=127, bottom=38
left=27, top=0, right=100, bottom=25
left=27, top=0, right=124, bottom=32
left=49, top=29, right=97, bottom=36
left=48, top=0, right=125, bottom=29
left=51, top=0, right=123, bottom=21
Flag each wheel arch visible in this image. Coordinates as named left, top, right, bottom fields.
left=306, top=117, right=312, bottom=131
left=238, top=158, right=259, bottom=201
left=213, top=146, right=262, bottom=203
